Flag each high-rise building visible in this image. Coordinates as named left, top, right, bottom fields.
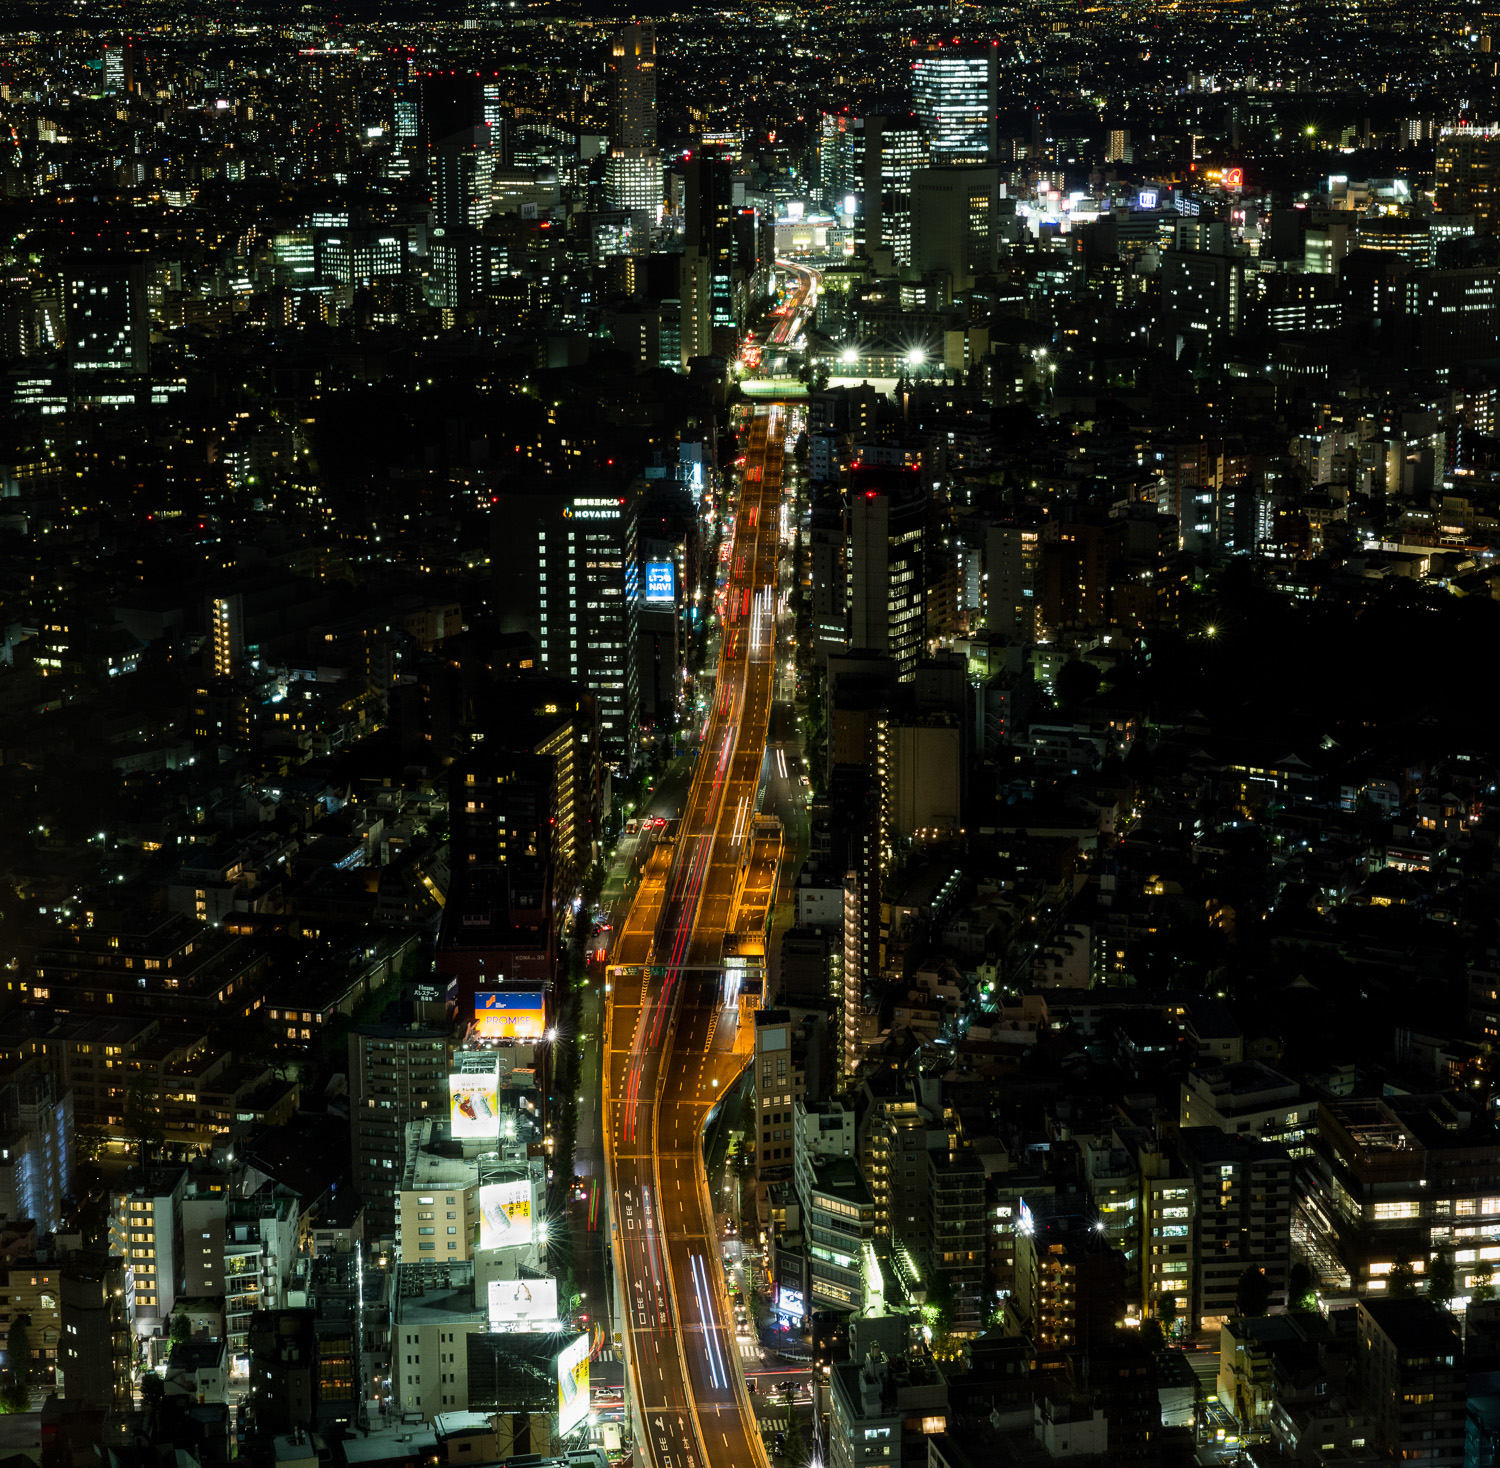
left=909, top=165, right=1002, bottom=285
left=64, top=255, right=149, bottom=377
left=984, top=523, right=1040, bottom=641
left=1436, top=124, right=1500, bottom=231
left=847, top=114, right=927, bottom=264
left=846, top=466, right=929, bottom=682
left=683, top=149, right=746, bottom=358
left=297, top=48, right=361, bottom=171
left=432, top=126, right=495, bottom=231
left=1106, top=128, right=1131, bottom=163
left=528, top=490, right=640, bottom=769
left=608, top=24, right=656, bottom=149
left=348, top=1021, right=450, bottom=1240
left=604, top=25, right=660, bottom=224
left=911, top=45, right=999, bottom=165
left=101, top=40, right=133, bottom=95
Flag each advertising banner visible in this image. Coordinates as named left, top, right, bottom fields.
left=475, top=990, right=545, bottom=1040
left=478, top=1178, right=534, bottom=1250
left=449, top=1065, right=500, bottom=1139
left=488, top=1275, right=559, bottom=1327
left=557, top=1331, right=590, bottom=1436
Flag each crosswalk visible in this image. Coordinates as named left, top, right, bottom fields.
left=738, top=1341, right=758, bottom=1360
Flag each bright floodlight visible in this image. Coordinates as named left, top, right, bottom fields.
left=840, top=347, right=858, bottom=365
left=906, top=348, right=925, bottom=366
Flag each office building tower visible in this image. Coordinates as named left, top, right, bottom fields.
left=912, top=46, right=999, bottom=164
left=846, top=466, right=929, bottom=682
left=683, top=149, right=746, bottom=358
left=101, top=40, right=133, bottom=95
left=819, top=112, right=856, bottom=210
left=64, top=255, right=149, bottom=376
left=605, top=150, right=663, bottom=217
left=1106, top=128, right=1131, bottom=163
left=419, top=71, right=483, bottom=161
left=480, top=80, right=510, bottom=165
left=1436, top=124, right=1500, bottom=231
left=608, top=24, right=656, bottom=149
left=109, top=1166, right=188, bottom=1337
left=348, top=1021, right=450, bottom=1240
left=530, top=491, right=640, bottom=769
left=910, top=165, right=1001, bottom=285
left=297, top=48, right=361, bottom=171
left=848, top=114, right=927, bottom=264
left=438, top=748, right=555, bottom=1009
left=432, top=126, right=495, bottom=231
left=604, top=26, right=660, bottom=225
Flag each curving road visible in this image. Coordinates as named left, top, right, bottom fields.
left=605, top=405, right=789, bottom=1468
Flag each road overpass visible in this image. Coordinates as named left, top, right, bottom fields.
left=605, top=403, right=791, bottom=1468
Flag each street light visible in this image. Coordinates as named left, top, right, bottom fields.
left=839, top=346, right=858, bottom=365
left=906, top=348, right=925, bottom=367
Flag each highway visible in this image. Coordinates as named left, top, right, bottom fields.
left=605, top=401, right=791, bottom=1468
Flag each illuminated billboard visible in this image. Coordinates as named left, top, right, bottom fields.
left=1137, top=189, right=1159, bottom=210
left=449, top=1061, right=500, bottom=1140
left=479, top=1178, right=534, bottom=1250
left=475, top=990, right=545, bottom=1040
left=645, top=561, right=676, bottom=604
left=557, top=1331, right=590, bottom=1437
left=488, top=1275, right=559, bottom=1327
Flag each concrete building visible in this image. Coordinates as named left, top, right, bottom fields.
left=846, top=467, right=928, bottom=683
left=793, top=1112, right=876, bottom=1313
left=109, top=1166, right=188, bottom=1338
left=1358, top=1296, right=1465, bottom=1467
left=829, top=1350, right=948, bottom=1468
left=911, top=46, right=998, bottom=164
left=392, top=1260, right=488, bottom=1421
left=397, top=1126, right=480, bottom=1264
left=1179, top=1061, right=1316, bottom=1156
left=0, top=1073, right=74, bottom=1235
left=348, top=1021, right=450, bottom=1242
left=59, top=1252, right=131, bottom=1410
left=1178, top=1128, right=1292, bottom=1332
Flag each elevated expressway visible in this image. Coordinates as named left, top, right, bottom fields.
left=604, top=405, right=789, bottom=1468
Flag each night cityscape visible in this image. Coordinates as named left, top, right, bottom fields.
left=6, top=3, right=1500, bottom=1467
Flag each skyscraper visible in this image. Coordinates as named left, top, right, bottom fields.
left=431, top=125, right=495, bottom=231
left=608, top=24, right=656, bottom=150
left=846, top=466, right=929, bottom=682
left=683, top=149, right=745, bottom=358
left=605, top=25, right=661, bottom=221
left=911, top=45, right=999, bottom=165
left=526, top=490, right=640, bottom=769
left=848, top=114, right=927, bottom=265
left=297, top=48, right=361, bottom=172
left=909, top=164, right=1002, bottom=284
